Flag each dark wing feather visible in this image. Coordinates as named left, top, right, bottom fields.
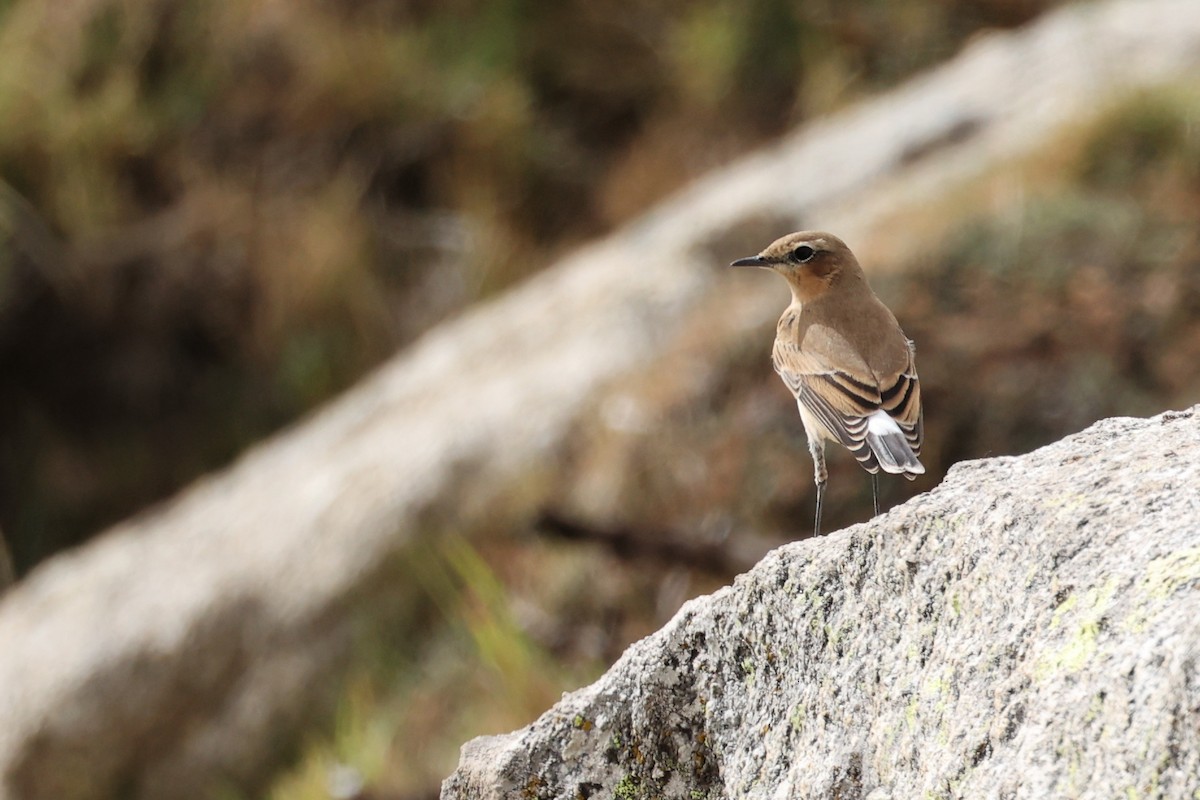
left=877, top=342, right=923, bottom=456
left=774, top=328, right=923, bottom=470
left=794, top=373, right=882, bottom=471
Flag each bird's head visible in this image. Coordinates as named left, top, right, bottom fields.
left=730, top=231, right=860, bottom=302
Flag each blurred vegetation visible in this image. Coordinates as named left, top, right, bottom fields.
left=253, top=532, right=731, bottom=800
left=260, top=535, right=609, bottom=800
left=903, top=86, right=1200, bottom=468
left=0, top=526, right=12, bottom=592
left=545, top=84, right=1200, bottom=553
left=0, top=0, right=1058, bottom=570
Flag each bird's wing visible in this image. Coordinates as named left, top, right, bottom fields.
left=773, top=338, right=881, bottom=457
left=878, top=341, right=923, bottom=456
left=774, top=327, right=924, bottom=458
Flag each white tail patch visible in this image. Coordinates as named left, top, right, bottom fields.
left=866, top=409, right=902, bottom=437
left=865, top=410, right=925, bottom=475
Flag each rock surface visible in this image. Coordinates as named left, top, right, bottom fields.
left=3, top=1, right=1200, bottom=797
left=443, top=406, right=1200, bottom=799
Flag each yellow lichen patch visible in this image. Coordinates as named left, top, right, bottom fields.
left=1035, top=578, right=1119, bottom=679
left=1140, top=546, right=1200, bottom=601
left=1122, top=546, right=1200, bottom=633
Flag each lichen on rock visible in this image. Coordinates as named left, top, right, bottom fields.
left=442, top=406, right=1200, bottom=799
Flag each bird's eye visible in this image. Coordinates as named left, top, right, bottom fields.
left=791, top=245, right=815, bottom=263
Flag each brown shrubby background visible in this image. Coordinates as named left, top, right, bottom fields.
left=3, top=0, right=1200, bottom=797
left=0, top=0, right=1056, bottom=567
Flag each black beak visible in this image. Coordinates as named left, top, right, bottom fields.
left=730, top=255, right=768, bottom=267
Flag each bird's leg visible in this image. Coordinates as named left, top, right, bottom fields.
left=815, top=480, right=825, bottom=538
left=809, top=438, right=827, bottom=537
left=872, top=472, right=880, bottom=517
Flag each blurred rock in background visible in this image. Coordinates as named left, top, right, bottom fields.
left=0, top=0, right=1059, bottom=571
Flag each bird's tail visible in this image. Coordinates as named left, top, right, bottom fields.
left=865, top=410, right=924, bottom=480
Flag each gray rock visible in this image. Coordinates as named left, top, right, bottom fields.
left=442, top=406, right=1200, bottom=799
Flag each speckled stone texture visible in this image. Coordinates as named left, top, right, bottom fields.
left=442, top=406, right=1200, bottom=800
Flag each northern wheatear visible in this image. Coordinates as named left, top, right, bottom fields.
left=732, top=231, right=924, bottom=536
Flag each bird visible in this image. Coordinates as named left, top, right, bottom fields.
left=731, top=231, right=924, bottom=536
